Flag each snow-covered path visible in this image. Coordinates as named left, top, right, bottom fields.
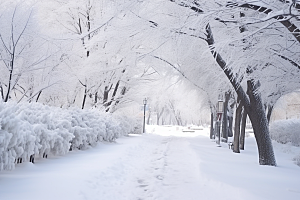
left=71, top=133, right=205, bottom=200
left=1, top=126, right=300, bottom=200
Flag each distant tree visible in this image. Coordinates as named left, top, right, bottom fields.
left=0, top=4, right=57, bottom=103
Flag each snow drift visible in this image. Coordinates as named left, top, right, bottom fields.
left=270, top=119, right=300, bottom=166
left=270, top=119, right=300, bottom=147
left=0, top=102, right=141, bottom=171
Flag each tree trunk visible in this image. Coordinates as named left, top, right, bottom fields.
left=4, top=69, right=13, bottom=102
left=103, top=84, right=112, bottom=109
left=247, top=80, right=276, bottom=166
left=228, top=115, right=233, bottom=137
left=267, top=104, right=274, bottom=124
left=233, top=99, right=243, bottom=153
left=36, top=91, right=42, bottom=102
left=240, top=108, right=247, bottom=150
left=115, top=86, right=126, bottom=104
left=228, top=102, right=234, bottom=137
left=0, top=84, right=4, bottom=100
left=94, top=92, right=98, bottom=105
left=147, top=109, right=151, bottom=125
left=210, top=111, right=214, bottom=139
left=222, top=91, right=230, bottom=142
left=175, top=113, right=182, bottom=126
left=82, top=85, right=87, bottom=109
left=215, top=119, right=221, bottom=145
left=205, top=24, right=276, bottom=166
left=105, top=80, right=120, bottom=112
left=156, top=108, right=164, bottom=125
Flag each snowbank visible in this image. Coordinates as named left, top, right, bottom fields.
left=0, top=102, right=141, bottom=171
left=270, top=119, right=300, bottom=147
left=270, top=119, right=300, bottom=166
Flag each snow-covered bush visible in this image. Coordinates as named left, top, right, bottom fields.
left=270, top=119, right=300, bottom=147
left=292, top=155, right=300, bottom=167
left=0, top=102, right=141, bottom=171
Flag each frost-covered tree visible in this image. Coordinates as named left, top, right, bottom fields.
left=214, top=0, right=300, bottom=118
left=0, top=3, right=57, bottom=103
left=36, top=0, right=161, bottom=112
left=163, top=0, right=288, bottom=165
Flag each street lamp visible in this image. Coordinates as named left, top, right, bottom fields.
left=216, top=98, right=224, bottom=146
left=143, top=98, right=147, bottom=133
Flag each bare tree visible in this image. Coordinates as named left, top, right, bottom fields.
left=0, top=5, right=56, bottom=103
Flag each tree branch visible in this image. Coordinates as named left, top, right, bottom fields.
left=227, top=2, right=300, bottom=43
left=170, top=0, right=204, bottom=13
left=153, top=55, right=211, bottom=103
left=205, top=23, right=250, bottom=109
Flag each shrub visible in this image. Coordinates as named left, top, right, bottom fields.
left=0, top=102, right=141, bottom=171
left=270, top=119, right=300, bottom=147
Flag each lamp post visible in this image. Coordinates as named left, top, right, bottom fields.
left=216, top=98, right=224, bottom=146
left=143, top=98, right=147, bottom=133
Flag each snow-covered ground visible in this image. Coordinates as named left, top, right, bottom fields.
left=0, top=126, right=300, bottom=200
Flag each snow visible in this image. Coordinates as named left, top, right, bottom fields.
left=0, top=102, right=141, bottom=171
left=270, top=119, right=300, bottom=147
left=1, top=125, right=300, bottom=200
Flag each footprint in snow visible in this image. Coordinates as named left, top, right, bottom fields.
left=156, top=175, right=164, bottom=180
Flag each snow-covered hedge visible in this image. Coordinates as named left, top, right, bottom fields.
left=0, top=102, right=141, bottom=171
left=270, top=119, right=300, bottom=147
